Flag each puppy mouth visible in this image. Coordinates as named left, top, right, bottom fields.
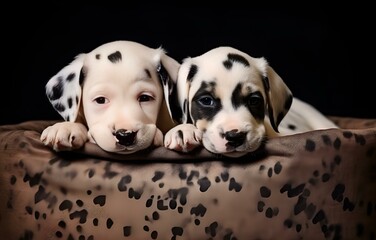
left=203, top=131, right=265, bottom=157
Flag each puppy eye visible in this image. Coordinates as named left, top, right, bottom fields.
left=248, top=93, right=263, bottom=106
left=198, top=95, right=214, bottom=106
left=138, top=94, right=154, bottom=102
left=94, top=96, right=109, bottom=104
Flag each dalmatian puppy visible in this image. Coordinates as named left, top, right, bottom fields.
left=41, top=40, right=179, bottom=154
left=164, top=46, right=337, bottom=158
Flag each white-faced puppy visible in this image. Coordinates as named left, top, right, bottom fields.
left=164, top=46, right=337, bottom=158
left=41, top=40, right=179, bottom=154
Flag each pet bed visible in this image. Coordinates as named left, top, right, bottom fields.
left=0, top=117, right=375, bottom=240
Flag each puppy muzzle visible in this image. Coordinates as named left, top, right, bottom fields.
left=224, top=130, right=246, bottom=149
left=114, top=129, right=138, bottom=146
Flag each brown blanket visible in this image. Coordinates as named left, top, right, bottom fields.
left=1, top=117, right=375, bottom=240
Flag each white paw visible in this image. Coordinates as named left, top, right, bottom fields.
left=164, top=124, right=202, bottom=152
left=40, top=122, right=88, bottom=151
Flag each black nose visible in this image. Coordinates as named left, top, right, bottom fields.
left=225, top=130, right=246, bottom=148
left=114, top=129, right=137, bottom=146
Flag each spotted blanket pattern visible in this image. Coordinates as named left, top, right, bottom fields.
left=0, top=117, right=375, bottom=240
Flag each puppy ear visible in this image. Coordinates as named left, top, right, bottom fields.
left=155, top=49, right=181, bottom=132
left=45, top=54, right=86, bottom=122
left=175, top=57, right=195, bottom=124
left=262, top=64, right=293, bottom=132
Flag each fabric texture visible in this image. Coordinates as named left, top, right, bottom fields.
left=0, top=117, right=375, bottom=240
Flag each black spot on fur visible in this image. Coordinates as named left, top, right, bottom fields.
left=223, top=53, right=250, bottom=70
left=262, top=77, right=270, bottom=92
left=232, top=84, right=265, bottom=120
left=48, top=76, right=64, bottom=100
left=66, top=72, right=75, bottom=82
left=53, top=103, right=65, bottom=112
left=187, top=64, right=198, bottom=82
left=288, top=124, right=296, bottom=130
left=107, top=51, right=122, bottom=63
left=79, top=67, right=86, bottom=86
left=191, top=81, right=222, bottom=122
left=157, top=63, right=169, bottom=86
left=95, top=54, right=100, bottom=59
left=66, top=97, right=73, bottom=110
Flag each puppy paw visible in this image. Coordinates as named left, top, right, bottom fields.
left=164, top=124, right=202, bottom=152
left=40, top=122, right=88, bottom=151
left=153, top=128, right=164, bottom=147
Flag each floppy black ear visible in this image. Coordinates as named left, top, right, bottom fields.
left=158, top=52, right=182, bottom=123
left=45, top=54, right=86, bottom=122
left=262, top=64, right=293, bottom=132
left=153, top=49, right=181, bottom=133
left=173, top=57, right=196, bottom=124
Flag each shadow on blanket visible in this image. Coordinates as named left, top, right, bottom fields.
left=0, top=117, right=375, bottom=240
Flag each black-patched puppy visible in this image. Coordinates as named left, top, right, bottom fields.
left=164, top=46, right=337, bottom=157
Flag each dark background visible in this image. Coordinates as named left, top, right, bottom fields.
left=2, top=5, right=375, bottom=125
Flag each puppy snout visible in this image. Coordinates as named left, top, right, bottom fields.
left=114, top=129, right=137, bottom=146
left=224, top=130, right=246, bottom=148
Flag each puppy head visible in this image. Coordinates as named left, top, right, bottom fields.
left=45, top=40, right=179, bottom=154
left=176, top=46, right=292, bottom=157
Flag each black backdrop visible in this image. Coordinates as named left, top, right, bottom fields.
left=3, top=5, right=375, bottom=125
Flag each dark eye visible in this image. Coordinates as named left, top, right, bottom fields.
left=198, top=95, right=215, bottom=106
left=138, top=94, right=154, bottom=102
left=94, top=96, right=108, bottom=104
left=248, top=93, right=263, bottom=106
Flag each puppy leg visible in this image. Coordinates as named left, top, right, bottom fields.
left=40, top=122, right=88, bottom=151
left=164, top=124, right=203, bottom=152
